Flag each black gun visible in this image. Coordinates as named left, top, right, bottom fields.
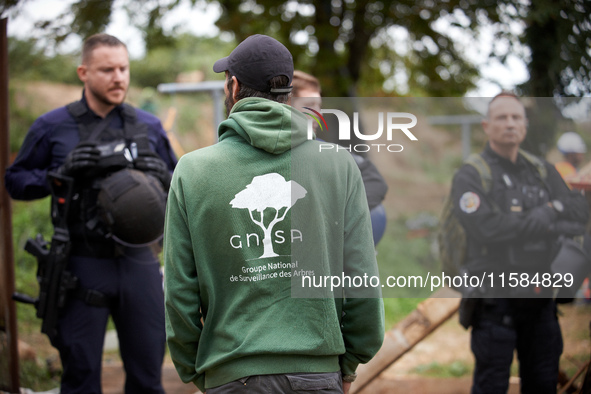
left=13, top=171, right=77, bottom=342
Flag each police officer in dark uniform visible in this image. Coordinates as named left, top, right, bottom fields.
left=451, top=92, right=589, bottom=394
left=5, top=34, right=177, bottom=394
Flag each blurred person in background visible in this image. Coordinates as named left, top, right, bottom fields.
left=555, top=131, right=587, bottom=179
left=290, top=70, right=389, bottom=246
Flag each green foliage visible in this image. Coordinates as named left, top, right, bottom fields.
left=130, top=34, right=233, bottom=87
left=383, top=297, right=423, bottom=329
left=8, top=85, right=39, bottom=153
left=11, top=199, right=52, bottom=330
left=412, top=361, right=472, bottom=378
left=376, top=217, right=437, bottom=301
left=8, top=0, right=591, bottom=100
left=19, top=359, right=61, bottom=392
left=520, top=0, right=591, bottom=97
left=8, top=37, right=79, bottom=84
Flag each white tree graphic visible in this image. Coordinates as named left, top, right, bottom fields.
left=230, top=173, right=307, bottom=258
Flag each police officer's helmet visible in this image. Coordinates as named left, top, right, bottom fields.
left=97, top=169, right=167, bottom=246
left=557, top=132, right=587, bottom=154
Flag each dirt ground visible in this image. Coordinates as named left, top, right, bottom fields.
left=14, top=302, right=588, bottom=394
left=384, top=303, right=591, bottom=376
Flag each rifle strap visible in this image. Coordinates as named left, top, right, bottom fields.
left=73, top=286, right=112, bottom=308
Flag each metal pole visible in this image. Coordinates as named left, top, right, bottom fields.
left=462, top=122, right=471, bottom=160
left=157, top=81, right=226, bottom=142
left=0, top=17, right=21, bottom=394
left=211, top=88, right=222, bottom=142
left=428, top=115, right=482, bottom=160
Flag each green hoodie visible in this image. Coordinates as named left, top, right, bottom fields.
left=164, top=97, right=384, bottom=391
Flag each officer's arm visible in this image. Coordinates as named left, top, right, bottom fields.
left=5, top=120, right=54, bottom=200
left=452, top=165, right=555, bottom=244
left=544, top=162, right=590, bottom=224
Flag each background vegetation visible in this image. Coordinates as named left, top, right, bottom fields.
left=4, top=0, right=591, bottom=153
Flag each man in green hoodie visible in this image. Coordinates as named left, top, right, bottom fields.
left=163, top=34, right=384, bottom=394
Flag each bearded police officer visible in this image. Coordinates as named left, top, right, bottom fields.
left=5, top=34, right=177, bottom=394
left=451, top=92, right=589, bottom=394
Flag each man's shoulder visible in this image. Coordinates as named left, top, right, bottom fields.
left=518, top=149, right=551, bottom=178
left=453, top=154, right=486, bottom=179
left=31, top=106, right=76, bottom=132
left=37, top=105, right=74, bottom=124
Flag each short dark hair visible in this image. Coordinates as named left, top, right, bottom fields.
left=82, top=34, right=127, bottom=64
left=487, top=90, right=523, bottom=118
left=227, top=74, right=291, bottom=104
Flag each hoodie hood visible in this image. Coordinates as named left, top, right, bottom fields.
left=218, top=97, right=310, bottom=154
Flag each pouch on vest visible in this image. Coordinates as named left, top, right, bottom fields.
left=551, top=235, right=591, bottom=300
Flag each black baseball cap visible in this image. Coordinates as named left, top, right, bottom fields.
left=213, top=34, right=293, bottom=94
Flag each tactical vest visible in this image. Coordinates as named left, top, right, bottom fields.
left=66, top=101, right=166, bottom=256
left=438, top=150, right=549, bottom=286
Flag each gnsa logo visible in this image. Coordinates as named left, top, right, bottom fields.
left=229, top=173, right=307, bottom=259
left=302, top=107, right=418, bottom=153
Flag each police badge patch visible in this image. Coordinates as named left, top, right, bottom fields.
left=459, top=191, right=480, bottom=213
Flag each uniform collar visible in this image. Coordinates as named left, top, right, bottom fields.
left=484, top=142, right=528, bottom=170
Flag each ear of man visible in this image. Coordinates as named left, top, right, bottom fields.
left=231, top=76, right=240, bottom=102
left=77, top=64, right=87, bottom=83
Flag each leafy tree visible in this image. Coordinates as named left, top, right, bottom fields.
left=3, top=0, right=589, bottom=98
left=213, top=0, right=494, bottom=97
left=130, top=34, right=235, bottom=87
left=7, top=37, right=79, bottom=84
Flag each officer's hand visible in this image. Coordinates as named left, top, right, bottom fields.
left=550, top=220, right=587, bottom=237
left=134, top=152, right=171, bottom=190
left=523, top=204, right=557, bottom=236
left=557, top=191, right=590, bottom=223
left=58, top=142, right=100, bottom=176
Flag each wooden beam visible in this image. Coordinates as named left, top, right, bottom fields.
left=350, top=287, right=461, bottom=394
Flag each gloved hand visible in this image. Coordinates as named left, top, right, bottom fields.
left=522, top=204, right=557, bottom=236
left=58, top=141, right=100, bottom=176
left=556, top=191, right=590, bottom=223
left=550, top=220, right=587, bottom=237
left=134, top=151, right=171, bottom=190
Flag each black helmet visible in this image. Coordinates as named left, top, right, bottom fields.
left=97, top=169, right=167, bottom=246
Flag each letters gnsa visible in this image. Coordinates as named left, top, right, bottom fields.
left=230, top=229, right=303, bottom=249
left=309, top=110, right=418, bottom=153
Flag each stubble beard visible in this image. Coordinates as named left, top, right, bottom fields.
left=90, top=84, right=127, bottom=108
left=225, top=93, right=235, bottom=117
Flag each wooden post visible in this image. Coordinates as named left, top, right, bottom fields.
left=350, top=287, right=461, bottom=394
left=0, top=16, right=21, bottom=394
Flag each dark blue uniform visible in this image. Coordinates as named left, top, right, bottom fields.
left=351, top=153, right=388, bottom=246
left=452, top=143, right=589, bottom=394
left=5, top=95, right=177, bottom=394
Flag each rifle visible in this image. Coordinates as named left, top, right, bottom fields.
left=13, top=171, right=77, bottom=342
